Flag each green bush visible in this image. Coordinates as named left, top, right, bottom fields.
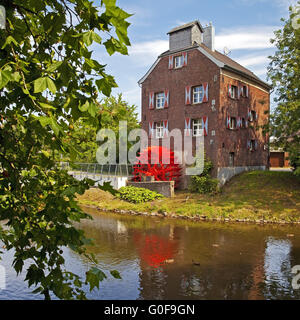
left=189, top=157, right=219, bottom=194
left=117, top=186, right=164, bottom=203
left=189, top=176, right=219, bottom=194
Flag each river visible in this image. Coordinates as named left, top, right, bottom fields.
left=0, top=207, right=300, bottom=300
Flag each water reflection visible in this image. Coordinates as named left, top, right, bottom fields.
left=0, top=209, right=300, bottom=300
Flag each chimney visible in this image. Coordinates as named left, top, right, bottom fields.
left=203, top=22, right=215, bottom=51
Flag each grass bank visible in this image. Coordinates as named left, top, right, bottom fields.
left=76, top=171, right=300, bottom=224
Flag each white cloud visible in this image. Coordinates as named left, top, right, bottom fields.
left=215, top=26, right=276, bottom=51
left=128, top=40, right=169, bottom=67
left=234, top=54, right=271, bottom=67
left=238, top=0, right=297, bottom=10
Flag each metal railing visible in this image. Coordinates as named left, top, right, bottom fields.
left=57, top=162, right=134, bottom=177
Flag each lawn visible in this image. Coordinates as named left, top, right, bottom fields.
left=76, top=171, right=300, bottom=223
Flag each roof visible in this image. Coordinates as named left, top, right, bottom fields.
left=153, top=43, right=271, bottom=90
left=198, top=43, right=264, bottom=83
left=167, top=20, right=204, bottom=34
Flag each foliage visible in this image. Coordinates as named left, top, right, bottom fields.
left=189, top=175, right=219, bottom=194
left=268, top=2, right=300, bottom=175
left=189, top=158, right=218, bottom=194
left=0, top=0, right=131, bottom=299
left=116, top=186, right=164, bottom=203
left=59, top=94, right=139, bottom=163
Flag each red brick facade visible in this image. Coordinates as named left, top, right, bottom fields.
left=139, top=25, right=270, bottom=185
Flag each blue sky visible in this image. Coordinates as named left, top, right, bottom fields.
left=94, top=0, right=298, bottom=118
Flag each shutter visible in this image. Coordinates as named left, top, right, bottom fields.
left=184, top=118, right=191, bottom=136
left=203, top=82, right=209, bottom=103
left=164, top=89, right=169, bottom=108
left=246, top=85, right=249, bottom=97
left=254, top=140, right=258, bottom=150
left=183, top=52, right=188, bottom=66
left=245, top=119, right=248, bottom=128
left=163, top=120, right=169, bottom=138
left=149, top=92, right=154, bottom=109
left=247, top=108, right=251, bottom=120
left=228, top=84, right=232, bottom=98
left=168, top=55, right=173, bottom=69
left=149, top=122, right=154, bottom=138
left=255, top=111, right=258, bottom=121
left=238, top=86, right=241, bottom=99
left=237, top=117, right=240, bottom=129
left=185, top=86, right=191, bottom=105
left=202, top=116, right=208, bottom=136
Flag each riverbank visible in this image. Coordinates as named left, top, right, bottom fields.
left=76, top=171, right=300, bottom=225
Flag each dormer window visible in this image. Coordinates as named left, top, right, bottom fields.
left=174, top=55, right=183, bottom=68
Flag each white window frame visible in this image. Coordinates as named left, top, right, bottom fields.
left=174, top=55, right=183, bottom=68
left=155, top=121, right=164, bottom=139
left=192, top=119, right=203, bottom=137
left=155, top=92, right=165, bottom=109
left=193, top=86, right=204, bottom=104
left=229, top=117, right=237, bottom=130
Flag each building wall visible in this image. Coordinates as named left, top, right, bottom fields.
left=141, top=48, right=220, bottom=178
left=217, top=71, right=270, bottom=171
left=141, top=47, right=270, bottom=185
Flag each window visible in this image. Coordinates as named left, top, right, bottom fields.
left=250, top=140, right=256, bottom=151
left=249, top=110, right=256, bottom=122
left=229, top=117, right=237, bottom=130
left=155, top=92, right=165, bottom=109
left=174, top=55, right=183, bottom=68
left=192, top=119, right=203, bottom=137
left=229, top=152, right=235, bottom=167
left=155, top=121, right=164, bottom=139
left=241, top=118, right=246, bottom=128
left=193, top=86, right=204, bottom=104
left=242, top=86, right=248, bottom=97
left=230, top=85, right=237, bottom=99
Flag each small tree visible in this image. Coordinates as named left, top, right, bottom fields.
left=268, top=2, right=300, bottom=175
left=60, top=94, right=139, bottom=163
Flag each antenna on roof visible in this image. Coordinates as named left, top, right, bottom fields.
left=223, top=47, right=231, bottom=56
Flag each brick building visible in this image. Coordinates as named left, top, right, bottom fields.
left=138, top=21, right=271, bottom=186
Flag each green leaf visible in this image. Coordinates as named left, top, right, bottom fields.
left=50, top=118, right=60, bottom=136
left=82, top=31, right=93, bottom=46
left=1, top=36, right=18, bottom=49
left=40, top=102, right=56, bottom=110
left=98, top=181, right=119, bottom=196
left=37, top=116, right=51, bottom=127
left=47, top=61, right=63, bottom=72
left=33, top=77, right=57, bottom=94
left=86, top=267, right=107, bottom=291
left=110, top=270, right=121, bottom=279
left=79, top=101, right=90, bottom=112
left=0, top=69, right=13, bottom=89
